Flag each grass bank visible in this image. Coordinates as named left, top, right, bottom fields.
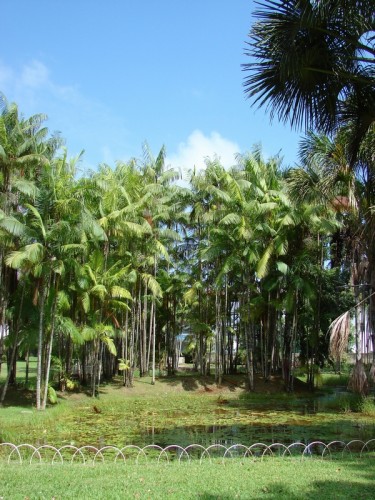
left=0, top=458, right=374, bottom=499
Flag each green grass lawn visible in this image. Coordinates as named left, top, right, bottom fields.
left=0, top=357, right=38, bottom=388
left=0, top=458, right=374, bottom=499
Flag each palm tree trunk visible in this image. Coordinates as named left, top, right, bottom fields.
left=42, top=275, right=59, bottom=410
left=122, top=309, right=129, bottom=386
left=97, top=341, right=104, bottom=394
left=215, top=290, right=222, bottom=385
left=283, top=312, right=292, bottom=391
left=0, top=284, right=25, bottom=404
left=91, top=340, right=98, bottom=398
left=36, top=280, right=48, bottom=410
left=245, top=324, right=255, bottom=391
left=142, top=282, right=148, bottom=376
left=25, top=348, right=30, bottom=386
left=128, top=298, right=135, bottom=387
left=151, top=298, right=156, bottom=385
left=146, top=297, right=153, bottom=376
left=244, top=288, right=255, bottom=391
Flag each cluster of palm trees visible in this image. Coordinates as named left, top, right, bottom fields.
left=243, top=0, right=375, bottom=392
left=0, top=93, right=371, bottom=407
left=0, top=0, right=374, bottom=407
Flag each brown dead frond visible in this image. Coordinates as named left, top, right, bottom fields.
left=348, top=360, right=368, bottom=395
left=328, top=311, right=351, bottom=362
left=368, top=362, right=375, bottom=386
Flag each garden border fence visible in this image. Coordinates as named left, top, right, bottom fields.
left=0, top=439, right=375, bottom=465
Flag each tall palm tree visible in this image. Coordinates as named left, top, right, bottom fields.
left=0, top=149, right=89, bottom=408
left=286, top=130, right=374, bottom=391
left=243, top=0, right=375, bottom=162
left=4, top=204, right=64, bottom=409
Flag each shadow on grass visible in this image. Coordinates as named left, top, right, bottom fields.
left=199, top=480, right=374, bottom=499
left=157, top=373, right=242, bottom=392
left=0, top=386, right=35, bottom=407
left=198, top=460, right=375, bottom=499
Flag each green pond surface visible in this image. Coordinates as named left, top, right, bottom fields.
left=1, top=378, right=375, bottom=450
left=16, top=393, right=374, bottom=449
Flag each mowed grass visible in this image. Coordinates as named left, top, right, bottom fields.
left=0, top=458, right=374, bottom=499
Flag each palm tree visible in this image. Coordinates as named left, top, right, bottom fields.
left=286, top=130, right=373, bottom=390
left=243, top=0, right=375, bottom=162
left=0, top=148, right=89, bottom=407
left=0, top=94, right=59, bottom=387
left=4, top=207, right=64, bottom=409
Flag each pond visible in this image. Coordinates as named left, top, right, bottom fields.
left=139, top=417, right=375, bottom=449
left=2, top=380, right=374, bottom=451
left=87, top=391, right=375, bottom=449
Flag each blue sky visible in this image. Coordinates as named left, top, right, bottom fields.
left=1, top=0, right=303, bottom=177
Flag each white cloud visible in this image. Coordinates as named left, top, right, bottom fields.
left=20, top=60, right=50, bottom=88
left=0, top=58, right=79, bottom=110
left=0, top=59, right=129, bottom=168
left=167, top=130, right=240, bottom=180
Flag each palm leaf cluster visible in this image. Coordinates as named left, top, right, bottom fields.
left=244, top=0, right=375, bottom=162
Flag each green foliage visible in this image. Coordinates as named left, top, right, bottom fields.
left=0, top=90, right=372, bottom=407
left=358, top=396, right=375, bottom=416
left=47, top=385, right=57, bottom=404
left=244, top=0, right=375, bottom=161
left=65, top=378, right=79, bottom=391
left=117, top=358, right=130, bottom=371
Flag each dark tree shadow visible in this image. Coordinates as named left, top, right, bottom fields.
left=157, top=373, right=242, bottom=392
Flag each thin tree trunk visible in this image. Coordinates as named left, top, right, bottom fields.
left=97, top=341, right=104, bottom=394
left=245, top=322, right=255, bottom=391
left=0, top=285, right=25, bottom=404
left=25, top=348, right=30, bottom=386
left=245, top=288, right=255, bottom=391
left=42, top=275, right=59, bottom=409
left=151, top=298, right=156, bottom=385
left=288, top=294, right=299, bottom=393
left=142, top=282, right=148, bottom=375
left=146, top=298, right=153, bottom=375
left=91, top=340, right=98, bottom=397
left=215, top=290, right=222, bottom=385
left=36, top=281, right=48, bottom=410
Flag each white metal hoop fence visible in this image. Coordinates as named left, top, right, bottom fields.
left=0, top=439, right=375, bottom=465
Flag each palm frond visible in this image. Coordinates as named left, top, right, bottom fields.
left=90, top=284, right=107, bottom=300
left=0, top=215, right=26, bottom=237
left=328, top=311, right=351, bottom=361
left=101, top=335, right=117, bottom=356
left=81, top=292, right=90, bottom=313
left=56, top=316, right=84, bottom=345
left=110, top=286, right=132, bottom=300
left=141, top=273, right=163, bottom=298
left=5, top=243, right=44, bottom=268
left=24, top=203, right=46, bottom=240
left=219, top=213, right=242, bottom=226
left=12, top=178, right=38, bottom=199
left=256, top=241, right=274, bottom=279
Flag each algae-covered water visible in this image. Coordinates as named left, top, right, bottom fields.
left=1, top=375, right=374, bottom=448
